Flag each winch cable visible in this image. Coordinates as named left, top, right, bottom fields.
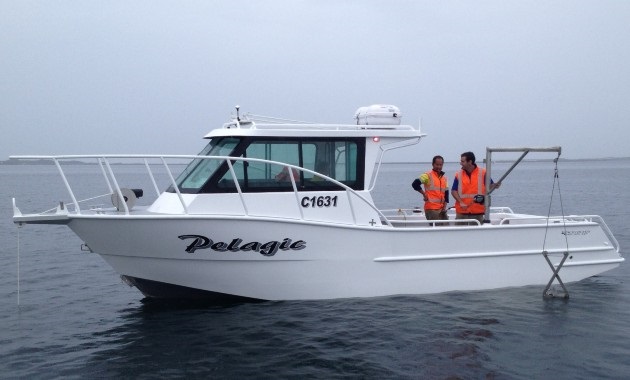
left=17, top=223, right=21, bottom=306
left=542, top=154, right=570, bottom=298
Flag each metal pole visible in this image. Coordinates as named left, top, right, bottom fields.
left=483, top=147, right=562, bottom=222
left=484, top=148, right=492, bottom=222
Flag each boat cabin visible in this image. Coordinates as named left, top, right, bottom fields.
left=169, top=109, right=424, bottom=195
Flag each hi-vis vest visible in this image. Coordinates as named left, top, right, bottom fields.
left=423, top=170, right=448, bottom=210
left=454, top=166, right=486, bottom=214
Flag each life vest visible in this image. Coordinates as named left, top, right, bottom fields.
left=454, top=166, right=486, bottom=214
left=275, top=166, right=299, bottom=182
left=423, top=170, right=448, bottom=210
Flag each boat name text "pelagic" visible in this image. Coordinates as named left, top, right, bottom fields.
left=178, top=235, right=307, bottom=256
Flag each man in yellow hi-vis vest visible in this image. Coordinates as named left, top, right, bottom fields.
left=412, top=155, right=449, bottom=221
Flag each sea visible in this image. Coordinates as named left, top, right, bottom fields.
left=1, top=159, right=629, bottom=379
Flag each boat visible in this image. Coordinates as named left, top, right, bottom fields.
left=11, top=105, right=623, bottom=301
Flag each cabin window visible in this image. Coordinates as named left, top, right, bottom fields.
left=216, top=140, right=302, bottom=190
left=170, top=137, right=364, bottom=193
left=248, top=140, right=301, bottom=187
left=214, top=138, right=363, bottom=192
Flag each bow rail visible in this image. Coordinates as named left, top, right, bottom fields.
left=10, top=154, right=393, bottom=227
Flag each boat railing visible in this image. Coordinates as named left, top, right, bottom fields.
left=222, top=156, right=394, bottom=226
left=379, top=209, right=619, bottom=246
left=379, top=208, right=490, bottom=227
left=490, top=207, right=515, bottom=214
left=499, top=214, right=619, bottom=252
left=10, top=154, right=395, bottom=227
left=223, top=117, right=420, bottom=132
left=381, top=207, right=514, bottom=222
left=578, top=216, right=620, bottom=252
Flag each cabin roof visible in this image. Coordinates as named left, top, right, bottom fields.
left=204, top=121, right=425, bottom=139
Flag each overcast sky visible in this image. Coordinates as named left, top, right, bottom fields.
left=1, top=1, right=629, bottom=162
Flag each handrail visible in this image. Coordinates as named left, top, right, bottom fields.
left=160, top=156, right=188, bottom=214
left=103, top=157, right=129, bottom=214
left=499, top=214, right=606, bottom=224
left=225, top=159, right=250, bottom=216
left=144, top=158, right=160, bottom=196
left=499, top=214, right=620, bottom=253
left=52, top=158, right=81, bottom=213
left=9, top=154, right=393, bottom=227
left=245, top=158, right=386, bottom=226
left=387, top=219, right=481, bottom=227
left=97, top=158, right=113, bottom=193
left=567, top=215, right=619, bottom=253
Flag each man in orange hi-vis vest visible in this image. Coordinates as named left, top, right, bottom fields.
left=411, top=155, right=449, bottom=221
left=451, top=151, right=501, bottom=225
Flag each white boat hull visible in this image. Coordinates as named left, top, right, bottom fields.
left=67, top=215, right=622, bottom=300
left=9, top=126, right=623, bottom=302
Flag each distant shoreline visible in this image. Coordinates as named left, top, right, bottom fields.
left=2, top=157, right=629, bottom=165
left=0, top=159, right=84, bottom=165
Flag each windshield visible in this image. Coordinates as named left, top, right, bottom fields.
left=173, top=137, right=240, bottom=191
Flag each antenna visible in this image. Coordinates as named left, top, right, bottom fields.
left=235, top=105, right=241, bottom=121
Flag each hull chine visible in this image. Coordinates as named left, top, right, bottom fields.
left=121, top=275, right=265, bottom=303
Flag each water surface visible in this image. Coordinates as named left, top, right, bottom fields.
left=1, top=160, right=629, bottom=379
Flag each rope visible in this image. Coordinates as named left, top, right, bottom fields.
left=17, top=224, right=21, bottom=306
left=543, top=156, right=569, bottom=252
left=555, top=159, right=570, bottom=252
left=244, top=113, right=314, bottom=124
left=40, top=193, right=111, bottom=214
left=542, top=155, right=571, bottom=298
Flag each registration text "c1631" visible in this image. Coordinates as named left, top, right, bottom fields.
left=301, top=195, right=338, bottom=208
